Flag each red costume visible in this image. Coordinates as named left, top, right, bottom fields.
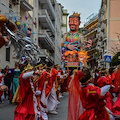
left=112, top=93, right=120, bottom=116
left=97, top=77, right=113, bottom=111
left=113, top=70, right=120, bottom=93
left=79, top=83, right=111, bottom=120
left=14, top=71, right=41, bottom=120
left=67, top=70, right=84, bottom=120
left=45, top=68, right=58, bottom=97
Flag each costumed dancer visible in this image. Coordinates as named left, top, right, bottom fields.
left=56, top=65, right=63, bottom=101
left=34, top=64, right=49, bottom=120
left=67, top=69, right=84, bottom=120
left=45, top=67, right=58, bottom=115
left=112, top=65, right=120, bottom=117
left=97, top=68, right=115, bottom=120
left=13, top=62, right=21, bottom=97
left=79, top=68, right=114, bottom=120
left=14, top=63, right=42, bottom=120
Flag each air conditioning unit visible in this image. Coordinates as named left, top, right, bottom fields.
left=12, top=0, right=19, bottom=5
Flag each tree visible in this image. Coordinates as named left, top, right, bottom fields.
left=111, top=52, right=120, bottom=66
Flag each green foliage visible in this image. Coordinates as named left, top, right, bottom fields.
left=111, top=52, right=120, bottom=66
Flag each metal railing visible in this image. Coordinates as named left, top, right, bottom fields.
left=84, top=14, right=99, bottom=26
left=38, top=30, right=55, bottom=49
left=38, top=9, right=55, bottom=34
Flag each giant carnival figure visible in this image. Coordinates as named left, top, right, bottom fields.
left=61, top=12, right=84, bottom=60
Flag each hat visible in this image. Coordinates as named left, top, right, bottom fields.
left=113, top=67, right=117, bottom=71
left=98, top=67, right=102, bottom=70
left=35, top=64, right=43, bottom=68
left=97, top=77, right=109, bottom=87
left=23, top=63, right=33, bottom=72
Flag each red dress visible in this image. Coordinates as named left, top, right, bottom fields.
left=14, top=73, right=41, bottom=120
left=114, top=70, right=120, bottom=93
left=45, top=68, right=58, bottom=97
left=113, top=93, right=120, bottom=115
left=79, top=83, right=110, bottom=120
left=67, top=70, right=84, bottom=120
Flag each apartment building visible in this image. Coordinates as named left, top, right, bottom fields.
left=83, top=14, right=99, bottom=69
left=0, top=0, right=34, bottom=68
left=62, top=9, right=69, bottom=34
left=97, top=0, right=120, bottom=68
left=0, top=0, right=63, bottom=68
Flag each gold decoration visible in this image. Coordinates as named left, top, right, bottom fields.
left=73, top=12, right=80, bottom=17
left=23, top=63, right=33, bottom=72
left=35, top=64, right=43, bottom=68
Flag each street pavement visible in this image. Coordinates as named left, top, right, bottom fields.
left=0, top=92, right=68, bottom=120
left=48, top=92, right=68, bottom=120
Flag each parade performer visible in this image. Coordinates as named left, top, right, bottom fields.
left=34, top=64, right=49, bottom=120
left=0, top=14, right=17, bottom=48
left=61, top=12, right=84, bottom=60
left=67, top=69, right=84, bottom=120
left=13, top=62, right=21, bottom=97
left=14, top=63, right=42, bottom=120
left=45, top=67, right=58, bottom=114
left=79, top=68, right=114, bottom=120
left=113, top=65, right=120, bottom=93
left=97, top=69, right=115, bottom=120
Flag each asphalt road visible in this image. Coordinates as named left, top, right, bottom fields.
left=0, top=92, right=68, bottom=120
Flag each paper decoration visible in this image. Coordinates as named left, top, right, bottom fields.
left=17, top=21, right=20, bottom=25
left=28, top=31, right=31, bottom=34
left=24, top=23, right=27, bottom=27
left=14, top=16, right=17, bottom=21
left=25, top=27, right=28, bottom=31
left=33, top=21, right=36, bottom=25
left=25, top=15, right=28, bottom=19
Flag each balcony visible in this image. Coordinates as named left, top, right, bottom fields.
left=84, top=14, right=98, bottom=26
left=38, top=9, right=55, bottom=35
left=41, top=49, right=54, bottom=61
left=39, top=52, right=54, bottom=65
left=38, top=30, right=55, bottom=51
left=88, top=54, right=97, bottom=61
left=84, top=26, right=97, bottom=37
left=20, top=0, right=33, bottom=11
left=39, top=0, right=55, bottom=20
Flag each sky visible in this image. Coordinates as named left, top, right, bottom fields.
left=57, top=0, right=102, bottom=27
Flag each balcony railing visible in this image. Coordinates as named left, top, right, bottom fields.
left=84, top=14, right=99, bottom=26
left=38, top=9, right=55, bottom=35
left=40, top=49, right=54, bottom=63
left=20, top=0, right=33, bottom=11
left=38, top=30, right=55, bottom=51
left=84, top=26, right=97, bottom=36
left=39, top=0, right=55, bottom=20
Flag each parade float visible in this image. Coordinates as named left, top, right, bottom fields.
left=61, top=12, right=90, bottom=70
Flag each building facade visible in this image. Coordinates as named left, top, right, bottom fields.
left=0, top=0, right=63, bottom=68
left=62, top=9, right=69, bottom=35
left=97, top=0, right=120, bottom=68
left=83, top=14, right=99, bottom=69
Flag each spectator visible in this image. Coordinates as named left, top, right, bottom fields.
left=3, top=65, right=13, bottom=100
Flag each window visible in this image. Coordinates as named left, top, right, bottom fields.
left=6, top=47, right=10, bottom=62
